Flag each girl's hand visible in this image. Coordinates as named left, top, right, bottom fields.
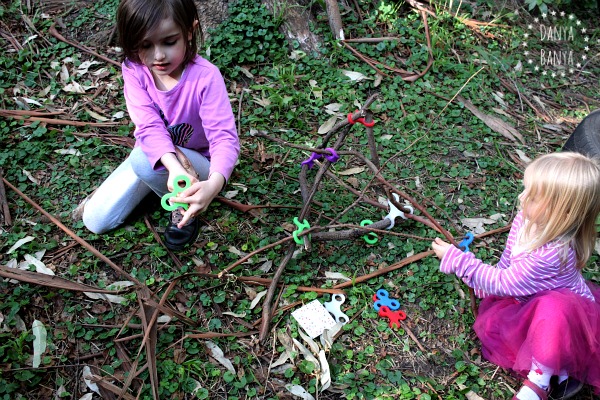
left=171, top=173, right=225, bottom=228
left=161, top=152, right=197, bottom=191
left=431, top=237, right=451, bottom=260
left=167, top=169, right=197, bottom=192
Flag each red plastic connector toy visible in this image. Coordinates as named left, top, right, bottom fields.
left=378, top=305, right=407, bottom=329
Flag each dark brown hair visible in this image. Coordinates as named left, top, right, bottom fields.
left=116, top=0, right=201, bottom=66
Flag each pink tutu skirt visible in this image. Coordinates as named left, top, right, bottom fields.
left=474, top=283, right=600, bottom=393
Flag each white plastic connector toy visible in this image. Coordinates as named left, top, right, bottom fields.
left=385, top=193, right=413, bottom=230
left=323, top=294, right=349, bottom=325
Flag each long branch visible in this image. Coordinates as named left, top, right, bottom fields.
left=3, top=177, right=141, bottom=285
left=49, top=24, right=121, bottom=67
left=259, top=243, right=296, bottom=342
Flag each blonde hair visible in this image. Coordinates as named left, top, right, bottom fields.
left=520, top=152, right=600, bottom=269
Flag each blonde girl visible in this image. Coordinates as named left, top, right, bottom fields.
left=432, top=152, right=600, bottom=400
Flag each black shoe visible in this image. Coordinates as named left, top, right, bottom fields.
left=549, top=377, right=584, bottom=400
left=163, top=208, right=200, bottom=250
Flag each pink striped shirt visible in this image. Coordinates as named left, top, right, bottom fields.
left=440, top=211, right=593, bottom=302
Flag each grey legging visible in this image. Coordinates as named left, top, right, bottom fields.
left=82, top=146, right=210, bottom=234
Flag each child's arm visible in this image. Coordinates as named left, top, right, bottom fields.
left=496, top=212, right=523, bottom=270
left=432, top=237, right=452, bottom=259
left=432, top=238, right=487, bottom=298
left=122, top=64, right=176, bottom=169
left=435, top=243, right=562, bottom=298
left=195, top=63, right=240, bottom=184
left=432, top=212, right=523, bottom=269
left=160, top=152, right=197, bottom=191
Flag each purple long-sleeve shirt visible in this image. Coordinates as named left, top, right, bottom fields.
left=122, top=56, right=240, bottom=181
left=440, top=211, right=593, bottom=302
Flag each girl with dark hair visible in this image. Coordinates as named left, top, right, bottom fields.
left=82, top=0, right=239, bottom=250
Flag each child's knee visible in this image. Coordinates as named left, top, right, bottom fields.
left=82, top=208, right=110, bottom=234
left=129, top=147, right=154, bottom=180
left=81, top=198, right=120, bottom=234
left=530, top=291, right=573, bottom=326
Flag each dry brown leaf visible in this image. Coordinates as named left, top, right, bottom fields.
left=346, top=177, right=360, bottom=188
left=205, top=340, right=236, bottom=374
left=318, top=115, right=338, bottom=134
left=88, top=374, right=136, bottom=400
left=457, top=95, right=524, bottom=144
left=85, top=108, right=109, bottom=122
left=250, top=290, right=267, bottom=309
left=285, top=384, right=315, bottom=400
left=0, top=265, right=134, bottom=293
left=337, top=167, right=365, bottom=176
left=281, top=222, right=295, bottom=232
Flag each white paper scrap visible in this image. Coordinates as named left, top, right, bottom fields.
left=291, top=300, right=336, bottom=339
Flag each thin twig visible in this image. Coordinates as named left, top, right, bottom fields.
left=49, top=23, right=120, bottom=67
left=259, top=244, right=295, bottom=342
left=0, top=110, right=122, bottom=127
left=333, top=224, right=512, bottom=290
left=218, top=235, right=296, bottom=277
left=333, top=250, right=435, bottom=289
left=340, top=10, right=434, bottom=82
left=343, top=37, right=401, bottom=43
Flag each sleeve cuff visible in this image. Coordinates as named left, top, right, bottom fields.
left=440, top=245, right=463, bottom=274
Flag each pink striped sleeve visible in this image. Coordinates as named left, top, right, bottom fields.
left=437, top=211, right=593, bottom=300
left=440, top=242, right=593, bottom=300
left=440, top=243, right=566, bottom=298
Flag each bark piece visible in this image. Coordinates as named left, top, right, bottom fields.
left=262, top=0, right=323, bottom=54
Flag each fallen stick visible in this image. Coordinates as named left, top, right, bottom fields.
left=252, top=300, right=302, bottom=328
left=0, top=168, right=12, bottom=225
left=136, top=287, right=159, bottom=400
left=400, top=320, right=427, bottom=353
left=168, top=270, right=346, bottom=295
left=332, top=226, right=512, bottom=289
left=88, top=375, right=136, bottom=400
left=230, top=276, right=346, bottom=294
left=333, top=250, right=434, bottom=289
left=3, top=177, right=141, bottom=285
left=217, top=235, right=295, bottom=277
left=324, top=0, right=344, bottom=40
left=0, top=112, right=121, bottom=127
left=49, top=23, right=120, bottom=67
left=0, top=109, right=65, bottom=117
left=184, top=331, right=258, bottom=339
left=343, top=37, right=402, bottom=43
left=340, top=10, right=433, bottom=82
left=215, top=196, right=300, bottom=214
left=259, top=243, right=296, bottom=342
left=72, top=131, right=135, bottom=148
left=0, top=265, right=133, bottom=294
